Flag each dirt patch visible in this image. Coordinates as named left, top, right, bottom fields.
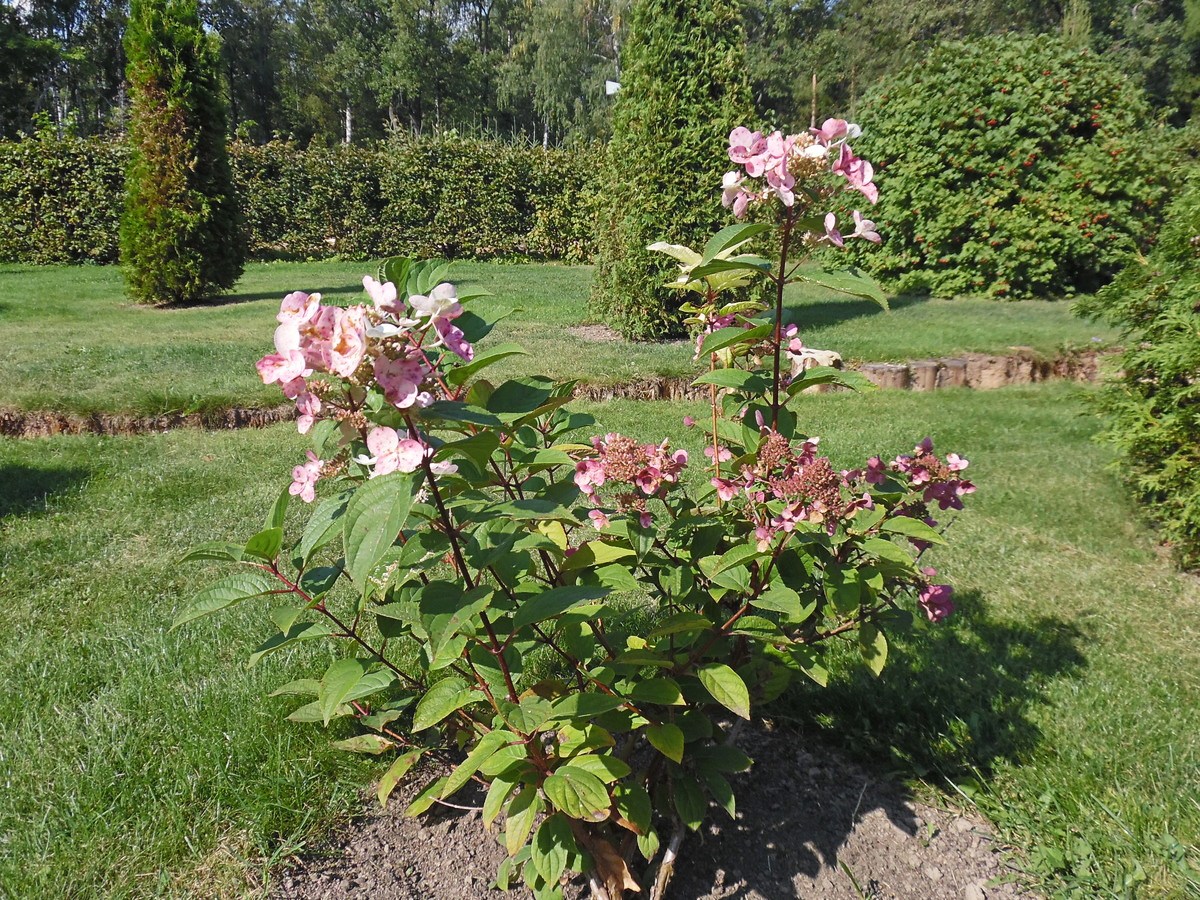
left=269, top=723, right=1029, bottom=900
left=0, top=404, right=295, bottom=438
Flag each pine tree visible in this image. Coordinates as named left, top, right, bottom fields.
left=121, top=0, right=244, bottom=305
left=589, top=0, right=754, bottom=340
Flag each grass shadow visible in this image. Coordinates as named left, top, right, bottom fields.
left=784, top=292, right=930, bottom=333
left=169, top=283, right=365, bottom=308
left=672, top=592, right=1086, bottom=897
left=0, top=463, right=91, bottom=518
left=786, top=590, right=1088, bottom=781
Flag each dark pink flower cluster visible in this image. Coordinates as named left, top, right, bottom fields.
left=575, top=434, right=688, bottom=528
left=881, top=437, right=976, bottom=511
left=709, top=431, right=875, bottom=550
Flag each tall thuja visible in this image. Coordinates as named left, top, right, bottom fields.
left=1076, top=174, right=1200, bottom=569
left=121, top=0, right=244, bottom=305
left=590, top=0, right=754, bottom=340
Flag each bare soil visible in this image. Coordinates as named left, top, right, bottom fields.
left=268, top=723, right=1030, bottom=900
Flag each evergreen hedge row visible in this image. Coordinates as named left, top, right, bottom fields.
left=0, top=136, right=599, bottom=265
left=1075, top=173, right=1200, bottom=569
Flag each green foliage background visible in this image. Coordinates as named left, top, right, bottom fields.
left=589, top=0, right=755, bottom=340
left=0, top=137, right=598, bottom=265
left=1076, top=173, right=1200, bottom=569
left=849, top=34, right=1169, bottom=299
left=120, top=0, right=245, bottom=305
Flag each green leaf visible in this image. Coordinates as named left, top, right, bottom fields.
left=629, top=678, right=685, bottom=706
left=567, top=753, right=631, bottom=784
left=824, top=565, right=861, bottom=616
left=613, top=784, right=653, bottom=834
left=446, top=343, right=528, bottom=387
left=483, top=774, right=520, bottom=826
left=691, top=369, right=768, bottom=392
left=697, top=664, right=751, bottom=720
left=697, top=322, right=774, bottom=358
left=405, top=775, right=449, bottom=817
left=504, top=785, right=541, bottom=855
left=687, top=256, right=773, bottom=281
left=708, top=542, right=763, bottom=576
left=331, top=734, right=392, bottom=754
left=319, top=658, right=370, bottom=726
left=486, top=377, right=555, bottom=420
left=442, top=730, right=510, bottom=798
left=176, top=541, right=246, bottom=564
left=645, top=723, right=685, bottom=763
left=247, top=620, right=336, bottom=666
left=860, top=622, right=889, bottom=677
left=648, top=612, right=712, bottom=638
left=297, top=489, right=352, bottom=564
left=532, top=814, right=575, bottom=886
left=172, top=571, right=277, bottom=630
left=512, top=586, right=611, bottom=630
left=411, top=677, right=478, bottom=732
left=701, top=222, right=773, bottom=263
left=422, top=400, right=504, bottom=428
left=243, top=527, right=284, bottom=562
left=543, top=766, right=611, bottom=822
left=879, top=516, right=947, bottom=545
left=798, top=267, right=888, bottom=307
left=673, top=775, right=708, bottom=831
left=264, top=485, right=291, bottom=530
left=343, top=473, right=418, bottom=585
left=547, top=693, right=625, bottom=721
left=785, top=366, right=878, bottom=397
left=692, top=744, right=753, bottom=773
left=378, top=749, right=424, bottom=807
left=751, top=585, right=803, bottom=618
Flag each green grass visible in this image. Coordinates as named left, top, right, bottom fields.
left=2, top=383, right=1196, bottom=898
left=0, top=261, right=1119, bottom=416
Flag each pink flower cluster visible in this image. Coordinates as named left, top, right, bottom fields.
left=709, top=431, right=874, bottom=549
left=722, top=119, right=880, bottom=241
left=257, top=276, right=477, bottom=502
left=875, top=437, right=976, bottom=511
left=574, top=434, right=688, bottom=528
left=354, top=426, right=458, bottom=480
left=917, top=572, right=955, bottom=623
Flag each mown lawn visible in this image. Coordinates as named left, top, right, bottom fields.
left=0, top=261, right=1118, bottom=416
left=1, top=383, right=1196, bottom=898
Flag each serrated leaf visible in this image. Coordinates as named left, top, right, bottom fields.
left=411, top=677, right=477, bottom=731
left=512, top=586, right=611, bottom=630
left=405, top=775, right=449, bottom=817
left=567, top=754, right=631, bottom=784
left=879, top=516, right=947, bottom=545
left=860, top=622, right=888, bottom=677
left=798, top=267, right=888, bottom=306
left=645, top=723, right=685, bottom=763
left=629, top=678, right=685, bottom=706
left=247, top=620, right=336, bottom=666
left=332, top=734, right=393, bottom=754
left=319, top=658, right=370, bottom=726
left=532, top=814, right=574, bottom=886
left=378, top=749, right=424, bottom=807
left=446, top=343, right=528, bottom=387
left=547, top=692, right=625, bottom=721
left=673, top=775, right=708, bottom=831
left=176, top=541, right=246, bottom=564
left=504, top=785, right=540, bottom=855
left=697, top=322, right=774, bottom=358
left=691, top=368, right=768, bottom=392
left=543, top=766, right=611, bottom=822
left=297, top=489, right=352, bottom=564
left=172, top=571, right=277, bottom=629
left=343, top=473, right=418, bottom=585
left=697, top=664, right=751, bottom=720
left=483, top=773, right=519, bottom=826
left=701, top=222, right=773, bottom=263
left=264, top=485, right=291, bottom=530
left=442, top=730, right=510, bottom=798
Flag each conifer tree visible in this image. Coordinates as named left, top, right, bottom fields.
left=121, top=0, right=244, bottom=305
left=590, top=0, right=755, bottom=340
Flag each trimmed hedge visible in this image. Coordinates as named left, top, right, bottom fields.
left=0, top=136, right=598, bottom=264
left=1075, top=173, right=1200, bottom=569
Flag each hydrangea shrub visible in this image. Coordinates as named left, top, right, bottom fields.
left=178, top=119, right=975, bottom=899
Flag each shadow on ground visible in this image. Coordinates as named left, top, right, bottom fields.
left=666, top=592, right=1084, bottom=898
left=169, top=282, right=366, bottom=307
left=0, top=463, right=91, bottom=517
left=784, top=292, right=929, bottom=332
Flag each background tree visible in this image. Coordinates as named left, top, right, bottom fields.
left=590, top=0, right=755, bottom=339
left=0, top=6, right=60, bottom=138
left=849, top=33, right=1168, bottom=299
left=120, top=0, right=245, bottom=304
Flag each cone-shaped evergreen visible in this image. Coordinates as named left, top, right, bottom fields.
left=121, top=0, right=244, bottom=305
left=590, top=0, right=754, bottom=340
